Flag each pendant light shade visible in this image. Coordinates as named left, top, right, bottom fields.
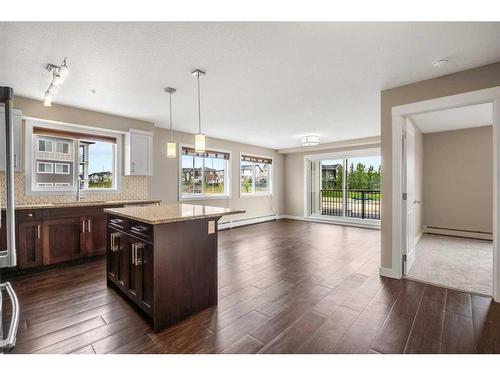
left=192, top=69, right=206, bottom=153
left=164, top=87, right=177, bottom=159
left=167, top=142, right=177, bottom=158
left=195, top=134, right=206, bottom=153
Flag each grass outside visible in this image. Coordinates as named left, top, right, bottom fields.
left=88, top=180, right=113, bottom=189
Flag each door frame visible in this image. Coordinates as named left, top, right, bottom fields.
left=390, top=86, right=500, bottom=301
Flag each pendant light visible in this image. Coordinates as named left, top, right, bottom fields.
left=192, top=69, right=206, bottom=153
left=164, top=87, right=177, bottom=158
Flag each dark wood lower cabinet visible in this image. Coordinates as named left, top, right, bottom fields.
left=85, top=213, right=108, bottom=256
left=42, top=217, right=85, bottom=265
left=17, top=220, right=43, bottom=269
left=107, top=226, right=153, bottom=316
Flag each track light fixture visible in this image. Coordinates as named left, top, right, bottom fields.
left=43, top=57, right=69, bottom=107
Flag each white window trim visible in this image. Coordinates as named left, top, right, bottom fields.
left=55, top=141, right=71, bottom=154
left=25, top=119, right=123, bottom=196
left=54, top=162, right=71, bottom=175
left=79, top=139, right=118, bottom=192
left=178, top=143, right=232, bottom=201
left=38, top=139, right=53, bottom=153
left=36, top=161, right=53, bottom=174
left=239, top=152, right=273, bottom=198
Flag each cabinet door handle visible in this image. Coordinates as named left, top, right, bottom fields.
left=14, top=154, right=17, bottom=168
left=37, top=224, right=41, bottom=239
left=131, top=161, right=135, bottom=173
left=110, top=233, right=119, bottom=252
left=131, top=243, right=136, bottom=265
left=82, top=219, right=86, bottom=233
left=88, top=219, right=92, bottom=233
left=135, top=243, right=144, bottom=266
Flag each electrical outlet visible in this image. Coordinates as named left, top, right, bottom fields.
left=208, top=220, right=215, bottom=234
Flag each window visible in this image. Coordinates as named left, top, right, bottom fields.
left=38, top=139, right=53, bottom=152
left=240, top=155, right=272, bottom=196
left=54, top=163, right=70, bottom=174
left=27, top=122, right=121, bottom=194
left=55, top=141, right=70, bottom=154
left=37, top=162, right=53, bottom=174
left=180, top=147, right=230, bottom=199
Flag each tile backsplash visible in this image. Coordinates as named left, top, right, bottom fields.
left=0, top=172, right=148, bottom=206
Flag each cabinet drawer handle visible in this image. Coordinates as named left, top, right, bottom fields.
left=37, top=224, right=41, bottom=239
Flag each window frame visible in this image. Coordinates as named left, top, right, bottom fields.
left=55, top=141, right=70, bottom=154
left=54, top=162, right=71, bottom=175
left=178, top=144, right=232, bottom=201
left=36, top=161, right=53, bottom=174
left=37, top=139, right=53, bottom=152
left=25, top=119, right=124, bottom=196
left=239, top=153, right=273, bottom=198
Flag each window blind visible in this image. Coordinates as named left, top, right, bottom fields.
left=241, top=154, right=272, bottom=164
left=33, top=127, right=117, bottom=144
left=181, top=147, right=230, bottom=160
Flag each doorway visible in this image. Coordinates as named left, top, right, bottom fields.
left=403, top=104, right=493, bottom=295
left=391, top=86, right=500, bottom=302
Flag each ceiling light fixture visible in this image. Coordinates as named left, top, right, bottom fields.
left=164, top=87, right=177, bottom=159
left=432, top=58, right=448, bottom=68
left=192, top=69, right=206, bottom=153
left=301, top=135, right=320, bottom=146
left=43, top=57, right=69, bottom=107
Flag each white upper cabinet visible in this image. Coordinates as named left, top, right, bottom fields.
left=0, top=107, right=22, bottom=172
left=124, top=129, right=153, bottom=176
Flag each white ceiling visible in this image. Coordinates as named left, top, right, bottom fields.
left=1, top=22, right=500, bottom=149
left=410, top=102, right=493, bottom=133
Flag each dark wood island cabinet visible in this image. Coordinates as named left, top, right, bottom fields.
left=105, top=203, right=244, bottom=332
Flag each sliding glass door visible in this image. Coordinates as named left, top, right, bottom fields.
left=310, top=152, right=381, bottom=221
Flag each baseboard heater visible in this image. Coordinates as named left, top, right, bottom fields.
left=424, top=226, right=493, bottom=240
left=218, top=214, right=277, bottom=230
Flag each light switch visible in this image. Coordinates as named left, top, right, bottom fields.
left=208, top=220, right=215, bottom=234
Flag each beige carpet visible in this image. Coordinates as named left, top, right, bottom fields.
left=407, top=234, right=493, bottom=295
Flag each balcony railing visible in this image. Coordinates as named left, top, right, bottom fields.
left=320, top=189, right=381, bottom=220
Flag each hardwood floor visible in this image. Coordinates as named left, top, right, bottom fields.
left=3, top=219, right=500, bottom=354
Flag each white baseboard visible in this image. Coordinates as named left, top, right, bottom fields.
left=279, top=214, right=380, bottom=230
left=379, top=266, right=400, bottom=279
left=218, top=214, right=277, bottom=230
left=423, top=227, right=493, bottom=241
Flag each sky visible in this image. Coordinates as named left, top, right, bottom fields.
left=88, top=142, right=114, bottom=173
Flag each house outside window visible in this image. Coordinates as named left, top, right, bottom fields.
left=180, top=146, right=230, bottom=199
left=240, top=155, right=273, bottom=196
left=27, top=122, right=120, bottom=194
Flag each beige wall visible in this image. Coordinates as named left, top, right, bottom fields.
left=414, top=123, right=424, bottom=239
left=148, top=127, right=285, bottom=222
left=381, top=61, right=500, bottom=269
left=422, top=126, right=492, bottom=233
left=283, top=141, right=380, bottom=217
left=9, top=96, right=153, bottom=204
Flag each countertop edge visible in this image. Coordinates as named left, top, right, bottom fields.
left=7, top=199, right=162, bottom=210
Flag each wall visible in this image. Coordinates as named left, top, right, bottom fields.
left=282, top=139, right=380, bottom=217
left=414, top=123, right=423, bottom=239
left=4, top=96, right=154, bottom=205
left=422, top=126, right=493, bottom=233
left=381, top=61, right=500, bottom=269
left=148, top=127, right=285, bottom=223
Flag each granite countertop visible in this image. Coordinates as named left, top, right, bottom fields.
left=104, top=203, right=245, bottom=225
left=9, top=199, right=161, bottom=210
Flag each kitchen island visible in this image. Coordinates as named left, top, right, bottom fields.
left=104, top=203, right=244, bottom=332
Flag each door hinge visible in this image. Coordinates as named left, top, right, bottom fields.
left=402, top=193, right=407, bottom=200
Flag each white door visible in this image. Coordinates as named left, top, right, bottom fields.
left=403, top=119, right=416, bottom=274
